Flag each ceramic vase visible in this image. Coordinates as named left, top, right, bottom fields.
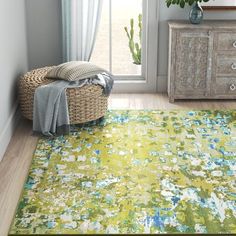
left=189, top=1, right=203, bottom=24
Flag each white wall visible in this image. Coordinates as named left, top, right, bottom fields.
left=0, top=0, right=28, bottom=160
left=25, top=0, right=236, bottom=90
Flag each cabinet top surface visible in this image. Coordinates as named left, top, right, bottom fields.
left=168, top=20, right=236, bottom=29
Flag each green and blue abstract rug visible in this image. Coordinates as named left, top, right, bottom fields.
left=10, top=110, right=236, bottom=235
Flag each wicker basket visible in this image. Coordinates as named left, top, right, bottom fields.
left=19, top=67, right=108, bottom=124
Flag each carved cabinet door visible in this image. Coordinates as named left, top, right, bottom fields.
left=174, top=30, right=212, bottom=97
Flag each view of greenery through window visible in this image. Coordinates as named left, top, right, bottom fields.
left=90, top=0, right=143, bottom=76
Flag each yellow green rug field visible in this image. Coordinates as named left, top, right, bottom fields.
left=10, top=110, right=236, bottom=235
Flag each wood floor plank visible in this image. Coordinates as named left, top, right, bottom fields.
left=0, top=94, right=235, bottom=236
left=0, top=119, right=38, bottom=236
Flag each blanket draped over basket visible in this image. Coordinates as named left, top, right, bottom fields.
left=33, top=73, right=113, bottom=136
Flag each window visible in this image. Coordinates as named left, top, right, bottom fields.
left=91, top=0, right=158, bottom=92
left=90, top=0, right=142, bottom=76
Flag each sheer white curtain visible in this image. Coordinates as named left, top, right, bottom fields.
left=62, top=0, right=103, bottom=62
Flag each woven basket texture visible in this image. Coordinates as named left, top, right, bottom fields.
left=19, top=67, right=108, bottom=124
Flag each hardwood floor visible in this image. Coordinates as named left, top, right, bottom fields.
left=0, top=94, right=235, bottom=236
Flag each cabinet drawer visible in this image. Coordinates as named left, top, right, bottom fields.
left=216, top=55, right=236, bottom=75
left=217, top=32, right=236, bottom=51
left=216, top=77, right=236, bottom=95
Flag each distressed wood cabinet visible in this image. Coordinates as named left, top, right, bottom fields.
left=168, top=21, right=236, bottom=102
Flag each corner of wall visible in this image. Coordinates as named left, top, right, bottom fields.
left=24, top=0, right=30, bottom=71
left=0, top=104, right=21, bottom=161
left=0, top=0, right=29, bottom=162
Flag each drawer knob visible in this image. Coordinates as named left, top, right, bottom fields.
left=231, top=63, right=236, bottom=70
left=233, top=41, right=236, bottom=48
left=230, top=84, right=236, bottom=91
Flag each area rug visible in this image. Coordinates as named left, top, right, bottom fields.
left=9, top=110, right=236, bottom=235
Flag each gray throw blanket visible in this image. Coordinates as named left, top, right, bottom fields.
left=33, top=73, right=113, bottom=136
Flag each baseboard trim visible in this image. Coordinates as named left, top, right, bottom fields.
left=0, top=103, right=21, bottom=162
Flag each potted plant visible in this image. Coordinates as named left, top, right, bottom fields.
left=124, top=14, right=142, bottom=67
left=166, top=0, right=210, bottom=24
